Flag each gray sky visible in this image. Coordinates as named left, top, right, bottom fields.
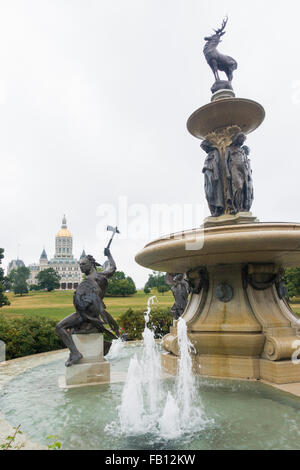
left=1, top=0, right=300, bottom=288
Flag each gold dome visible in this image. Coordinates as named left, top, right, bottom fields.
left=56, top=228, right=72, bottom=238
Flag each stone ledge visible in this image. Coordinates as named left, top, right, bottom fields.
left=260, top=359, right=300, bottom=384
left=65, top=360, right=110, bottom=387
left=203, top=212, right=259, bottom=228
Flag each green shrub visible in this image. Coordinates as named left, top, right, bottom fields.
left=0, top=316, right=63, bottom=360
left=106, top=271, right=137, bottom=297
left=119, top=307, right=173, bottom=341
left=144, top=272, right=170, bottom=294
left=29, top=284, right=41, bottom=292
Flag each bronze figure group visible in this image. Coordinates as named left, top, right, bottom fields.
left=202, top=132, right=254, bottom=217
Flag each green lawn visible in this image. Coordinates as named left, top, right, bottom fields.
left=289, top=299, right=300, bottom=316
left=1, top=290, right=299, bottom=322
left=0, top=289, right=173, bottom=321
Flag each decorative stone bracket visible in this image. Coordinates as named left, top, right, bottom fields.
left=187, top=267, right=209, bottom=295
left=242, top=264, right=286, bottom=294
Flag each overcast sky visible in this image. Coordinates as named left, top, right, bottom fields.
left=1, top=0, right=300, bottom=288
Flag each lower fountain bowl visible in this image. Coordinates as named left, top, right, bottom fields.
left=135, top=223, right=300, bottom=273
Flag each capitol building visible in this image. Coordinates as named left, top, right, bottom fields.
left=28, top=216, right=85, bottom=290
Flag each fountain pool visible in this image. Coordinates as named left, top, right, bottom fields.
left=1, top=344, right=300, bottom=450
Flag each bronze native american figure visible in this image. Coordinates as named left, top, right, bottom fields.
left=56, top=248, right=119, bottom=367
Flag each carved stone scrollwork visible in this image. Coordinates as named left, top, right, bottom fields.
left=249, top=273, right=278, bottom=291
left=187, top=267, right=209, bottom=295
left=242, top=264, right=286, bottom=294
left=264, top=336, right=298, bottom=362
left=206, top=126, right=242, bottom=153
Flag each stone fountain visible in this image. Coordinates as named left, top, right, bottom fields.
left=135, top=19, right=300, bottom=385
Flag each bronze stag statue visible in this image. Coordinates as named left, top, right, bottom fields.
left=203, top=17, right=237, bottom=93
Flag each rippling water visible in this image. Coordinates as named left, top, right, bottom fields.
left=1, top=346, right=300, bottom=450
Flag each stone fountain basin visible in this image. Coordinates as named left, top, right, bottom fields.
left=2, top=347, right=300, bottom=450
left=187, top=98, right=265, bottom=140
left=135, top=223, right=300, bottom=273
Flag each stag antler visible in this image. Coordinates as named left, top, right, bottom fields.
left=214, top=16, right=228, bottom=36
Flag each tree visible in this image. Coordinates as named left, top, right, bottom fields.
left=284, top=268, right=300, bottom=298
left=29, top=284, right=41, bottom=292
left=144, top=271, right=170, bottom=294
left=157, top=285, right=170, bottom=294
left=11, top=266, right=30, bottom=296
left=3, top=273, right=13, bottom=291
left=37, top=268, right=61, bottom=292
left=0, top=249, right=10, bottom=307
left=106, top=271, right=137, bottom=297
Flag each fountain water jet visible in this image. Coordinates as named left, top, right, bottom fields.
left=113, top=296, right=162, bottom=435
left=160, top=318, right=208, bottom=435
left=175, top=318, right=197, bottom=426
left=106, top=338, right=125, bottom=361
left=159, top=392, right=181, bottom=439
left=119, top=355, right=144, bottom=434
left=110, top=296, right=208, bottom=439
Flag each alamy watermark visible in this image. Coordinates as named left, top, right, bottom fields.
left=95, top=196, right=205, bottom=251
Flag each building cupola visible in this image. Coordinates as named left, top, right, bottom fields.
left=55, top=215, right=73, bottom=259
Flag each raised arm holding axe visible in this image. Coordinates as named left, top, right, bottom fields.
left=101, top=226, right=120, bottom=277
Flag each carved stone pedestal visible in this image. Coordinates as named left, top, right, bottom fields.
left=211, top=88, right=235, bottom=102
left=162, top=262, right=300, bottom=384
left=136, top=222, right=300, bottom=384
left=61, top=334, right=110, bottom=388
